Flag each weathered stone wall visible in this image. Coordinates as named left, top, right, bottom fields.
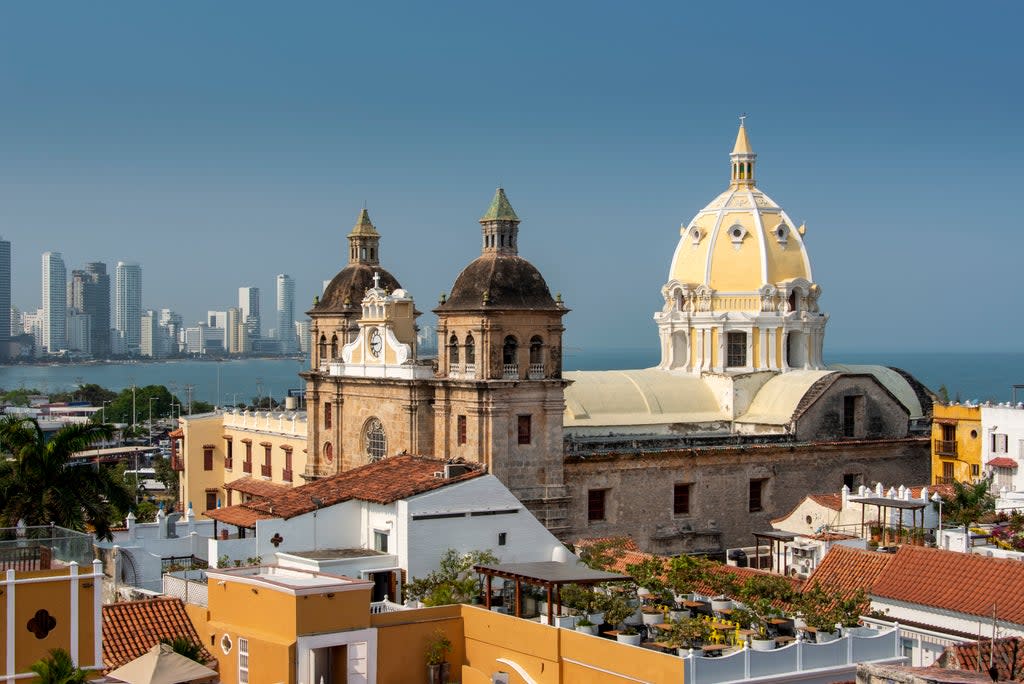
left=796, top=375, right=909, bottom=441
left=563, top=437, right=930, bottom=553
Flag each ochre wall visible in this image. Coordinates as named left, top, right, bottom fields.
left=373, top=605, right=464, bottom=684
left=931, top=403, right=982, bottom=485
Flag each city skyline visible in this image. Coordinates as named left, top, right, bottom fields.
left=0, top=3, right=1021, bottom=352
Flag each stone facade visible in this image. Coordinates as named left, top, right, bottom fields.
left=565, top=437, right=931, bottom=553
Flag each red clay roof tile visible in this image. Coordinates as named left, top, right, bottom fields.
left=102, top=597, right=211, bottom=670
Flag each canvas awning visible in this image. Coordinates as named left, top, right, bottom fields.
left=106, top=642, right=217, bottom=684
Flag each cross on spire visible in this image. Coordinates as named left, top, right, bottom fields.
left=373, top=271, right=381, bottom=289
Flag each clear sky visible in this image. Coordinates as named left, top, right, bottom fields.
left=0, top=2, right=1019, bottom=353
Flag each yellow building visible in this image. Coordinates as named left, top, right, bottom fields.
left=0, top=533, right=103, bottom=679
left=931, top=403, right=982, bottom=485
left=175, top=409, right=309, bottom=518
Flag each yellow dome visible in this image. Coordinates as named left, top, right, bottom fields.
left=668, top=124, right=812, bottom=294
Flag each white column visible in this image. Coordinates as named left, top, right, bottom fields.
left=760, top=328, right=769, bottom=369
left=92, top=559, right=103, bottom=669
left=5, top=569, right=14, bottom=683
left=745, top=330, right=754, bottom=372
left=767, top=329, right=777, bottom=371
left=69, top=563, right=79, bottom=665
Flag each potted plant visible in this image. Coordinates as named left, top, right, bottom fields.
left=708, top=570, right=740, bottom=614
left=664, top=616, right=713, bottom=656
left=798, top=584, right=839, bottom=643
left=425, top=629, right=452, bottom=684
left=736, top=575, right=797, bottom=650
left=603, top=594, right=642, bottom=646
left=575, top=616, right=597, bottom=635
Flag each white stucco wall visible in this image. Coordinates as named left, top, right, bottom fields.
left=982, top=404, right=1024, bottom=492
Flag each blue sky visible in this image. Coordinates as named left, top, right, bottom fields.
left=0, top=2, right=1020, bottom=352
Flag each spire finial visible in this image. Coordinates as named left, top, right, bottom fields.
left=373, top=271, right=381, bottom=290
left=739, top=113, right=747, bottom=127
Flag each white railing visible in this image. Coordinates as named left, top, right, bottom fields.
left=370, top=597, right=407, bottom=614
left=503, top=364, right=518, bottom=379
left=465, top=363, right=475, bottom=377
left=163, top=572, right=209, bottom=607
left=528, top=363, right=544, bottom=379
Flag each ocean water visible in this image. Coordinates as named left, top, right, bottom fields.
left=0, top=349, right=1021, bottom=406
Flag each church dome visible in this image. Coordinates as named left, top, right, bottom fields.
left=315, top=263, right=402, bottom=314
left=668, top=122, right=813, bottom=294
left=441, top=254, right=557, bottom=311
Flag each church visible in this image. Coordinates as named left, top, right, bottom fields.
left=300, top=121, right=932, bottom=553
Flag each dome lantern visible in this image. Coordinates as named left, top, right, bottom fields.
left=480, top=187, right=520, bottom=256
left=730, top=115, right=756, bottom=188
left=348, top=208, right=381, bottom=266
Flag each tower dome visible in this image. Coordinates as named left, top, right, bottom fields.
left=656, top=120, right=827, bottom=375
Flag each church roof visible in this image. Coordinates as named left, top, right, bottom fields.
left=563, top=369, right=728, bottom=427
left=481, top=187, right=519, bottom=221
left=313, top=263, right=402, bottom=314
left=732, top=122, right=753, bottom=155
left=438, top=255, right=558, bottom=311
left=827, top=364, right=925, bottom=420
left=735, top=370, right=835, bottom=425
left=348, top=208, right=379, bottom=237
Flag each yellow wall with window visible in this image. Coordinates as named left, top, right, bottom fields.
left=931, top=403, right=982, bottom=485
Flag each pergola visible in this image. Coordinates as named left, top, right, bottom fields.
left=751, top=530, right=797, bottom=574
left=849, top=496, right=929, bottom=545
left=474, top=561, right=632, bottom=625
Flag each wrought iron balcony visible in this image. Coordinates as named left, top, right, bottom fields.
left=934, top=439, right=958, bottom=457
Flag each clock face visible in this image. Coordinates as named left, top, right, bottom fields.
left=369, top=329, right=382, bottom=357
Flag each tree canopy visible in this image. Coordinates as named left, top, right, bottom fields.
left=942, top=478, right=996, bottom=532
left=0, top=416, right=133, bottom=540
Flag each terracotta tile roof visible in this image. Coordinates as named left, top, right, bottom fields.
left=988, top=457, right=1018, bottom=468
left=804, top=545, right=894, bottom=600
left=809, top=493, right=843, bottom=511
left=940, top=637, right=1024, bottom=681
left=102, top=597, right=212, bottom=669
left=168, top=428, right=183, bottom=438
left=224, top=476, right=291, bottom=499
left=212, top=456, right=483, bottom=525
left=872, top=546, right=1024, bottom=625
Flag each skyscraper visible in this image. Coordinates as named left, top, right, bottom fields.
left=0, top=238, right=10, bottom=339
left=115, top=262, right=142, bottom=354
left=41, top=252, right=67, bottom=353
left=68, top=262, right=110, bottom=356
left=239, top=286, right=260, bottom=341
left=276, top=274, right=296, bottom=353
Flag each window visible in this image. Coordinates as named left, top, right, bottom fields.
left=330, top=334, right=338, bottom=359
left=726, top=332, right=746, bottom=367
left=843, top=396, right=863, bottom=438
left=588, top=489, right=606, bottom=522
left=324, top=402, right=332, bottom=429
left=238, top=636, right=249, bottom=684
left=843, top=473, right=860, bottom=490
left=465, top=334, right=475, bottom=365
left=262, top=443, right=272, bottom=477
left=503, top=336, right=518, bottom=366
left=283, top=448, right=293, bottom=482
left=749, top=479, right=766, bottom=512
left=225, top=438, right=233, bottom=470
left=318, top=335, right=327, bottom=361
left=993, top=433, right=1009, bottom=454
left=517, top=415, right=532, bottom=445
left=448, top=334, right=459, bottom=367
left=971, top=464, right=980, bottom=477
left=203, top=446, right=214, bottom=471
left=365, top=418, right=387, bottom=462
left=205, top=489, right=217, bottom=512
left=942, top=461, right=954, bottom=483
left=374, top=531, right=389, bottom=553
left=941, top=424, right=956, bottom=442
left=529, top=336, right=543, bottom=365
left=457, top=415, right=467, bottom=445
left=243, top=441, right=252, bottom=474
left=498, top=532, right=507, bottom=546
left=673, top=483, right=691, bottom=515
left=324, top=441, right=333, bottom=463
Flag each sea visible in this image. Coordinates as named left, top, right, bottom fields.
left=0, top=350, right=1021, bottom=406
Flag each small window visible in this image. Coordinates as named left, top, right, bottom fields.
left=529, top=336, right=543, bottom=365
left=457, top=415, right=467, bottom=445
left=503, top=336, right=518, bottom=366
left=843, top=396, right=863, bottom=438
left=673, top=483, right=691, bottom=516
left=993, top=433, right=1009, bottom=454
left=238, top=636, right=249, bottom=684
left=205, top=489, right=218, bottom=512
left=465, top=334, right=475, bottom=365
left=971, top=429, right=978, bottom=439
left=498, top=532, right=507, bottom=546
left=324, top=402, right=332, bottom=429
left=971, top=464, right=980, bottom=477
left=749, top=479, right=766, bottom=513
left=365, top=418, right=387, bottom=462
left=330, top=334, right=338, bottom=359
left=726, top=332, right=746, bottom=368
left=203, top=446, right=214, bottom=471
left=941, top=424, right=955, bottom=442
left=448, top=334, right=459, bottom=366
left=517, top=415, right=531, bottom=445
left=374, top=531, right=389, bottom=553
left=587, top=489, right=606, bottom=522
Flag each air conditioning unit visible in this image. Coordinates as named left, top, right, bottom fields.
left=433, top=471, right=445, bottom=479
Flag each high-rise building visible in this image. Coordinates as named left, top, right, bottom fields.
left=226, top=307, right=247, bottom=354
left=294, top=320, right=311, bottom=355
left=0, top=238, right=10, bottom=339
left=140, top=310, right=161, bottom=358
left=66, top=311, right=91, bottom=354
left=68, top=262, right=110, bottom=357
left=239, top=286, right=260, bottom=340
left=115, top=262, right=142, bottom=354
left=41, top=251, right=67, bottom=353
left=276, top=274, right=296, bottom=354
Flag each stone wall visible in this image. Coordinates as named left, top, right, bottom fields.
left=796, top=374, right=909, bottom=441
left=563, top=437, right=930, bottom=552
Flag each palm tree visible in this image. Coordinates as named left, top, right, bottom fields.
left=942, top=477, right=996, bottom=540
left=159, top=635, right=206, bottom=663
left=0, top=417, right=133, bottom=540
left=29, top=648, right=87, bottom=684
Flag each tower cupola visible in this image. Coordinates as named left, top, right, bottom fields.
left=348, top=208, right=381, bottom=266
left=480, top=188, right=520, bottom=256
left=730, top=116, right=756, bottom=188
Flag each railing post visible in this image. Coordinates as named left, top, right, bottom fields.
left=744, top=641, right=750, bottom=678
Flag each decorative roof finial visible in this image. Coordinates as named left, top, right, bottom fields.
left=739, top=112, right=748, bottom=127
left=373, top=272, right=381, bottom=290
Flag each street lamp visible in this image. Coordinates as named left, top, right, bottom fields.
left=931, top=491, right=944, bottom=549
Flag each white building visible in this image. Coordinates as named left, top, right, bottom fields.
left=239, top=286, right=260, bottom=340
left=140, top=310, right=163, bottom=358
left=0, top=237, right=10, bottom=339
left=205, top=456, right=576, bottom=600
left=276, top=274, right=296, bottom=353
left=981, top=402, right=1024, bottom=499
left=41, top=251, right=67, bottom=353
left=294, top=320, right=311, bottom=355
left=66, top=310, right=92, bottom=354
left=115, top=261, right=142, bottom=354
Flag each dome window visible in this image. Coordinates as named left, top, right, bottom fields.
left=688, top=226, right=703, bottom=245
left=728, top=224, right=747, bottom=246
left=775, top=223, right=789, bottom=246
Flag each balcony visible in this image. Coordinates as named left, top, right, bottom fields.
left=242, top=460, right=252, bottom=474
left=934, top=439, right=958, bottom=457
left=934, top=476, right=956, bottom=485
left=224, top=458, right=233, bottom=471
left=282, top=469, right=293, bottom=483
left=261, top=464, right=272, bottom=478
left=528, top=363, right=544, bottom=379
left=171, top=455, right=184, bottom=471
left=503, top=363, right=519, bottom=380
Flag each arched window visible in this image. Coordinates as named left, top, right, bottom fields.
left=448, top=333, right=460, bottom=366
left=503, top=336, right=518, bottom=366
left=330, top=334, right=339, bottom=359
left=465, top=333, right=475, bottom=365
left=788, top=291, right=798, bottom=313
left=529, top=336, right=543, bottom=365
left=323, top=441, right=333, bottom=464
left=365, top=418, right=386, bottom=462
left=318, top=335, right=327, bottom=361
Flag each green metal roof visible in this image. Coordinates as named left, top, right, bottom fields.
left=481, top=188, right=519, bottom=222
